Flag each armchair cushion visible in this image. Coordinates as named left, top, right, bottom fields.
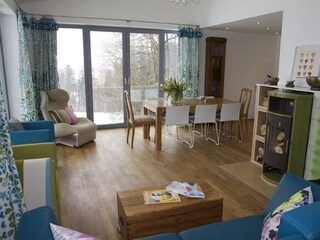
left=49, top=106, right=78, bottom=125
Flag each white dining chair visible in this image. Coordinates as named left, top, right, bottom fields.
left=162, top=105, right=193, bottom=149
left=216, top=103, right=242, bottom=142
left=191, top=104, right=219, bottom=146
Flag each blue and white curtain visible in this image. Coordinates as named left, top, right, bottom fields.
left=177, top=26, right=203, bottom=99
left=0, top=43, right=26, bottom=238
left=17, top=11, right=37, bottom=121
left=18, top=11, right=59, bottom=120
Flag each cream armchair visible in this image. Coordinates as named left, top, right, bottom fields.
left=40, top=88, right=97, bottom=147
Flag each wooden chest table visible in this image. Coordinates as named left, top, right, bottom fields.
left=117, top=183, right=223, bottom=240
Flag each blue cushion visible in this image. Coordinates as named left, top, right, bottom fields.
left=135, top=233, right=183, bottom=240
left=178, top=215, right=264, bottom=240
left=16, top=206, right=58, bottom=240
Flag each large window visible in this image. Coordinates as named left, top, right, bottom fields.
left=57, top=26, right=178, bottom=128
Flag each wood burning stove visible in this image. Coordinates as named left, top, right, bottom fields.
left=263, top=91, right=313, bottom=183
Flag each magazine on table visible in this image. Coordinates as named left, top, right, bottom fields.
left=166, top=181, right=205, bottom=198
left=143, top=189, right=181, bottom=204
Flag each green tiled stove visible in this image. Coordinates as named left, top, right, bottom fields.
left=263, top=90, right=313, bottom=184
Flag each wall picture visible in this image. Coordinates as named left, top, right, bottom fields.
left=291, top=44, right=320, bottom=83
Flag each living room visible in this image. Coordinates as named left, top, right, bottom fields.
left=1, top=0, right=320, bottom=240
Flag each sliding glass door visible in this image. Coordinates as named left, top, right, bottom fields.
left=90, top=31, right=123, bottom=125
left=129, top=32, right=159, bottom=114
left=57, top=26, right=177, bottom=128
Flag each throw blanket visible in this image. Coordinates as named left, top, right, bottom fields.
left=23, top=158, right=52, bottom=210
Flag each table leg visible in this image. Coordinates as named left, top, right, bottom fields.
left=143, top=107, right=148, bottom=139
left=155, top=108, right=162, bottom=150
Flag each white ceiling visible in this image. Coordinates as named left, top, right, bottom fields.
left=0, top=0, right=13, bottom=14
left=206, top=11, right=283, bottom=35
left=9, top=0, right=283, bottom=35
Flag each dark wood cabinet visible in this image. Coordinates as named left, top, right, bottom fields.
left=205, top=37, right=227, bottom=97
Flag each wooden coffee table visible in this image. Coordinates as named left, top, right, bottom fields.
left=117, top=183, right=223, bottom=240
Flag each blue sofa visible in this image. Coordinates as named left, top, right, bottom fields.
left=9, top=120, right=55, bottom=145
left=136, top=173, right=320, bottom=240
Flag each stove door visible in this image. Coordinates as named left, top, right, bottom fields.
left=264, top=112, right=292, bottom=172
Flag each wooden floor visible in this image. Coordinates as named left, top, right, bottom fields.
left=57, top=120, right=271, bottom=239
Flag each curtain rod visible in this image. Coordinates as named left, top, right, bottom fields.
left=21, top=11, right=200, bottom=28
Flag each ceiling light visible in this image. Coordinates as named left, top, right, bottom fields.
left=225, top=27, right=229, bottom=30
left=257, top=22, right=260, bottom=25
left=266, top=27, right=270, bottom=30
left=169, top=0, right=200, bottom=5
left=276, top=32, right=279, bottom=35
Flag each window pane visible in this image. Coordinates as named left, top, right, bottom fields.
left=164, top=33, right=178, bottom=81
left=91, top=31, right=123, bottom=125
left=130, top=33, right=159, bottom=114
left=57, top=28, right=86, bottom=117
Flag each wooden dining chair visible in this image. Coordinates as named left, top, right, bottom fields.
left=216, top=103, right=242, bottom=142
left=124, top=90, right=155, bottom=148
left=239, top=88, right=252, bottom=137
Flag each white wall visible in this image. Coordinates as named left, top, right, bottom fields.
left=198, top=0, right=320, bottom=87
left=0, top=12, right=21, bottom=119
left=199, top=29, right=281, bottom=118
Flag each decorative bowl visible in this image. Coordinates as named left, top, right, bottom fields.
left=268, top=77, right=279, bottom=85
left=306, top=76, right=320, bottom=90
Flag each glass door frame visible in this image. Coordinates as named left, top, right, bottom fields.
left=58, top=24, right=175, bottom=129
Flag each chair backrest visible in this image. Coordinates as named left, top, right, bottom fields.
left=194, top=105, right=217, bottom=124
left=219, top=103, right=242, bottom=122
left=165, top=105, right=190, bottom=126
left=239, top=88, right=252, bottom=118
left=124, top=90, right=135, bottom=123
left=40, top=89, right=70, bottom=121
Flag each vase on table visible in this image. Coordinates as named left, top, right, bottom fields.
left=169, top=90, right=183, bottom=105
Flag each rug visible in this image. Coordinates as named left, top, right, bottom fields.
left=220, top=161, right=276, bottom=198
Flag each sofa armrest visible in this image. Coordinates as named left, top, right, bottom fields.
left=22, top=120, right=54, bottom=132
left=277, top=201, right=320, bottom=240
left=10, top=129, right=54, bottom=145
left=16, top=206, right=57, bottom=240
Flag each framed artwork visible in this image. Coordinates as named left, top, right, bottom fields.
left=291, top=44, right=320, bottom=82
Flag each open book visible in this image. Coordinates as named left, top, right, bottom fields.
left=166, top=181, right=205, bottom=198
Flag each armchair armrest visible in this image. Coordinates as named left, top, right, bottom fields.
left=277, top=201, right=320, bottom=240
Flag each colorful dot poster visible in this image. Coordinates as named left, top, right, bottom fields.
left=291, top=44, right=320, bottom=82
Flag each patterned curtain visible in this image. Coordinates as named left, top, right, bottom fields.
left=0, top=64, right=26, bottom=239
left=17, top=11, right=37, bottom=121
left=30, top=16, right=59, bottom=119
left=17, top=12, right=59, bottom=120
left=177, top=26, right=203, bottom=99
